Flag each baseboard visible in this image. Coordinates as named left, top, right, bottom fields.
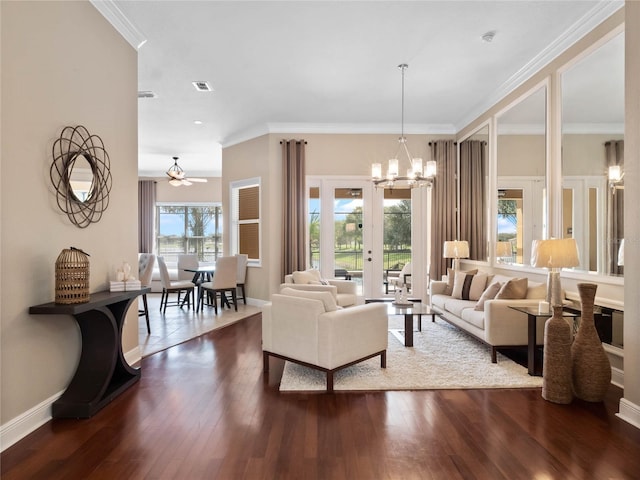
left=611, top=366, right=624, bottom=389
left=246, top=297, right=267, bottom=307
left=125, top=345, right=142, bottom=366
left=0, top=390, right=63, bottom=452
left=617, top=398, right=640, bottom=430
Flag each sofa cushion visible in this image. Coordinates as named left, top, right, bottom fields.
left=443, top=298, right=476, bottom=318
left=431, top=293, right=448, bottom=310
left=452, top=271, right=487, bottom=301
left=280, top=287, right=339, bottom=312
left=474, top=281, right=503, bottom=311
left=460, top=307, right=485, bottom=330
left=496, top=278, right=528, bottom=299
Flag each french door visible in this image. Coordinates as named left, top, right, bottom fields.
left=308, top=177, right=430, bottom=300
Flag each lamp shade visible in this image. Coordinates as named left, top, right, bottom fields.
left=531, top=238, right=579, bottom=269
left=496, top=241, right=512, bottom=258
left=443, top=240, right=469, bottom=259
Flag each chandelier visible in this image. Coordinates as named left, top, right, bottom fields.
left=371, top=64, right=436, bottom=189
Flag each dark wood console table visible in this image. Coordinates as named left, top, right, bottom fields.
left=29, top=289, right=150, bottom=418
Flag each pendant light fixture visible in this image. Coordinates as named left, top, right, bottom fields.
left=371, top=64, right=436, bottom=189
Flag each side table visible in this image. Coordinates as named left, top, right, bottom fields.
left=509, top=306, right=578, bottom=376
left=29, top=289, right=149, bottom=418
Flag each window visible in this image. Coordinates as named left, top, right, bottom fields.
left=156, top=204, right=223, bottom=263
left=230, top=178, right=261, bottom=264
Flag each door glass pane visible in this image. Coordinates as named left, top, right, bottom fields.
left=334, top=188, right=362, bottom=293
left=383, top=189, right=411, bottom=293
left=497, top=189, right=523, bottom=264
left=309, top=187, right=320, bottom=269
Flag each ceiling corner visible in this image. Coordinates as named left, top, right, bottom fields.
left=91, top=0, right=147, bottom=50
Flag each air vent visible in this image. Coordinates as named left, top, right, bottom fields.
left=192, top=81, right=213, bottom=92
left=138, top=90, right=157, bottom=98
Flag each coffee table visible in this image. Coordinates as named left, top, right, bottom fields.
left=385, top=302, right=436, bottom=347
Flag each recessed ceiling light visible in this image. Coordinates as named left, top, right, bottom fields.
left=192, top=81, right=213, bottom=92
left=481, top=31, right=496, bottom=43
left=194, top=120, right=203, bottom=125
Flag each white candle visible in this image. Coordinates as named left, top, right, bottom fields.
left=538, top=301, right=550, bottom=314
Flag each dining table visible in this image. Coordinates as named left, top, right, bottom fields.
left=182, top=265, right=215, bottom=310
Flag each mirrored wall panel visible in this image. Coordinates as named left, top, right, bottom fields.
left=561, top=31, right=624, bottom=276
left=459, top=125, right=489, bottom=262
left=496, top=86, right=546, bottom=266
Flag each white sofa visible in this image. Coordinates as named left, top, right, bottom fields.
left=281, top=269, right=358, bottom=307
left=430, top=273, right=547, bottom=363
left=262, top=288, right=388, bottom=391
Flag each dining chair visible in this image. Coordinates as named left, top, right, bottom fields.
left=235, top=253, right=248, bottom=304
left=177, top=254, right=199, bottom=282
left=157, top=256, right=195, bottom=314
left=138, top=253, right=156, bottom=334
left=199, top=256, right=238, bottom=314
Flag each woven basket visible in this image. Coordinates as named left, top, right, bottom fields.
left=55, top=248, right=90, bottom=304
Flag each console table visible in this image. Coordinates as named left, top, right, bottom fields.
left=29, top=289, right=149, bottom=418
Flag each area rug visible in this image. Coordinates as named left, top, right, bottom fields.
left=279, top=316, right=543, bottom=392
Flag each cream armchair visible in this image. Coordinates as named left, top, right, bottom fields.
left=388, top=261, right=412, bottom=293
left=262, top=288, right=388, bottom=392
left=281, top=269, right=357, bottom=307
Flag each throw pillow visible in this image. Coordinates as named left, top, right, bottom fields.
left=280, top=287, right=338, bottom=312
left=495, top=277, right=529, bottom=299
left=444, top=268, right=478, bottom=296
left=474, top=281, right=503, bottom=311
left=526, top=281, right=547, bottom=299
left=452, top=271, right=487, bottom=301
left=291, top=270, right=317, bottom=284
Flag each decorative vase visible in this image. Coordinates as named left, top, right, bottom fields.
left=571, top=283, right=611, bottom=402
left=542, top=305, right=573, bottom=404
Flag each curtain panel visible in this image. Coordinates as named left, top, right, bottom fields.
left=429, top=140, right=458, bottom=282
left=138, top=180, right=156, bottom=253
left=606, top=140, right=624, bottom=274
left=459, top=140, right=487, bottom=261
left=281, top=140, right=307, bottom=280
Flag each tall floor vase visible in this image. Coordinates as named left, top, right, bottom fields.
left=571, top=283, right=611, bottom=402
left=542, top=305, right=573, bottom=404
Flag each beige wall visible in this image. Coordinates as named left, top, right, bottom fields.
left=497, top=135, right=545, bottom=176
left=1, top=1, right=138, bottom=426
left=563, top=134, right=624, bottom=176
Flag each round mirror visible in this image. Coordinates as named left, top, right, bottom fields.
left=68, top=153, right=95, bottom=203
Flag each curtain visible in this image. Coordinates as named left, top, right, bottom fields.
left=138, top=180, right=156, bottom=253
left=459, top=140, right=487, bottom=260
left=606, top=140, right=624, bottom=274
left=429, top=140, right=457, bottom=282
left=281, top=139, right=307, bottom=279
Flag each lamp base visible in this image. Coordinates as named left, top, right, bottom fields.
left=452, top=258, right=461, bottom=271
left=547, top=270, right=563, bottom=307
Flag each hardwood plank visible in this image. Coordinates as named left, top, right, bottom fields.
left=3, top=314, right=640, bottom=479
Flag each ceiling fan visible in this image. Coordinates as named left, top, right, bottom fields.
left=166, top=156, right=208, bottom=186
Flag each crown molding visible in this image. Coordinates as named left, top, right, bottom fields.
left=455, top=0, right=624, bottom=131
left=221, top=122, right=456, bottom=148
left=91, top=0, right=147, bottom=50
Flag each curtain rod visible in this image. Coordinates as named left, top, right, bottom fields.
left=428, top=141, right=457, bottom=145
left=280, top=140, right=308, bottom=144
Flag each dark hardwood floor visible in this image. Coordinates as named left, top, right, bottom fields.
left=3, top=314, right=640, bottom=479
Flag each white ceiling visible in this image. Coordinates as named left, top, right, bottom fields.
left=104, top=0, right=622, bottom=178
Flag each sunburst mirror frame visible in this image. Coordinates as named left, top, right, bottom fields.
left=50, top=125, right=112, bottom=228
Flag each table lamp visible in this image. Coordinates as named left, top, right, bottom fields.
left=443, top=240, right=469, bottom=271
left=531, top=238, right=579, bottom=306
left=496, top=241, right=513, bottom=263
